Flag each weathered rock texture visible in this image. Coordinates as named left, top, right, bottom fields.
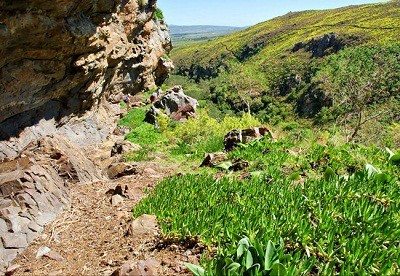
left=145, top=85, right=198, bottom=125
left=0, top=135, right=103, bottom=271
left=0, top=0, right=172, bottom=270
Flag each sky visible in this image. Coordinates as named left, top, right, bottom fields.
left=158, top=0, right=385, bottom=27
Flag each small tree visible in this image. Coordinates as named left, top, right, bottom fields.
left=316, top=45, right=399, bottom=141
left=227, top=64, right=264, bottom=114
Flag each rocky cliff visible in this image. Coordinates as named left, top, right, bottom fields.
left=0, top=0, right=172, bottom=157
left=0, top=0, right=172, bottom=270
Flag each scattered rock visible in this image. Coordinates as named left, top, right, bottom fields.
left=200, top=152, right=228, bottom=167
left=36, top=246, right=51, bottom=259
left=5, top=264, right=20, bottom=276
left=36, top=246, right=64, bottom=261
left=145, top=86, right=198, bottom=125
left=112, top=258, right=160, bottom=276
left=111, top=195, right=125, bottom=207
left=127, top=215, right=159, bottom=238
left=2, top=233, right=28, bottom=249
left=113, top=126, right=131, bottom=137
left=43, top=250, right=64, bottom=261
left=111, top=140, right=141, bottom=157
left=224, top=127, right=272, bottom=151
left=107, top=163, right=138, bottom=180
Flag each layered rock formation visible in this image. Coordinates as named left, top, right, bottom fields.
left=0, top=0, right=172, bottom=270
left=0, top=0, right=172, bottom=153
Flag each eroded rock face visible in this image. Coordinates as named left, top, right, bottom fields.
left=0, top=0, right=172, bottom=143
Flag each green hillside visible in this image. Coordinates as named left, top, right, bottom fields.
left=172, top=2, right=400, bottom=71
left=167, top=1, right=400, bottom=145
left=120, top=2, right=400, bottom=275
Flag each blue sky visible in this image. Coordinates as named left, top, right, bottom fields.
left=158, top=0, right=385, bottom=26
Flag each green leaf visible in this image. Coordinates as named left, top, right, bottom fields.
left=264, top=240, right=276, bottom=270
left=270, top=263, right=287, bottom=276
left=288, top=172, right=300, bottom=181
left=386, top=147, right=400, bottom=165
left=245, top=250, right=254, bottom=269
left=324, top=167, right=336, bottom=181
left=385, top=147, right=395, bottom=158
left=185, top=263, right=205, bottom=276
left=237, top=237, right=250, bottom=258
left=226, top=262, right=241, bottom=272
left=375, top=173, right=391, bottom=183
left=389, top=153, right=400, bottom=165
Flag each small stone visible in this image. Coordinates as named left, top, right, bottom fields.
left=5, top=264, right=20, bottom=276
left=200, top=152, right=228, bottom=167
left=111, top=140, right=141, bottom=157
left=107, top=163, right=138, bottom=180
left=36, top=246, right=51, bottom=259
left=111, top=195, right=124, bottom=207
left=44, top=250, right=64, bottom=261
left=6, top=216, right=30, bottom=233
left=127, top=215, right=158, bottom=238
left=3, top=249, right=20, bottom=263
left=36, top=212, right=56, bottom=226
left=2, top=233, right=28, bottom=249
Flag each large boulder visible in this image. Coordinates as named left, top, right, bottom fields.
left=224, top=127, right=272, bottom=151
left=145, top=86, right=198, bottom=125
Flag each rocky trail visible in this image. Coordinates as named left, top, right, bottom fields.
left=8, top=137, right=200, bottom=276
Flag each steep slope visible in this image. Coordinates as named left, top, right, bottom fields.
left=172, top=2, right=400, bottom=77
left=168, top=1, right=400, bottom=144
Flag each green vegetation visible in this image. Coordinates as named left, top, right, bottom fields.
left=166, top=1, right=400, bottom=145
left=154, top=8, right=165, bottom=21
left=120, top=2, right=400, bottom=275
left=119, top=104, right=400, bottom=275
left=133, top=131, right=400, bottom=274
left=119, top=107, right=261, bottom=163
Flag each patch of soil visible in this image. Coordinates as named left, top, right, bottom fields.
left=12, top=162, right=198, bottom=275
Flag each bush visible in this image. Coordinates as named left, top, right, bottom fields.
left=154, top=8, right=165, bottom=21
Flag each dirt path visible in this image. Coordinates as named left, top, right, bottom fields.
left=11, top=161, right=199, bottom=275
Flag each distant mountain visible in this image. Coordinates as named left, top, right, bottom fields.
left=169, top=25, right=243, bottom=44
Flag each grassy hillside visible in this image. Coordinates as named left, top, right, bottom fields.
left=121, top=106, right=400, bottom=275
left=172, top=2, right=400, bottom=69
left=166, top=1, right=400, bottom=146
left=119, top=2, right=400, bottom=275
